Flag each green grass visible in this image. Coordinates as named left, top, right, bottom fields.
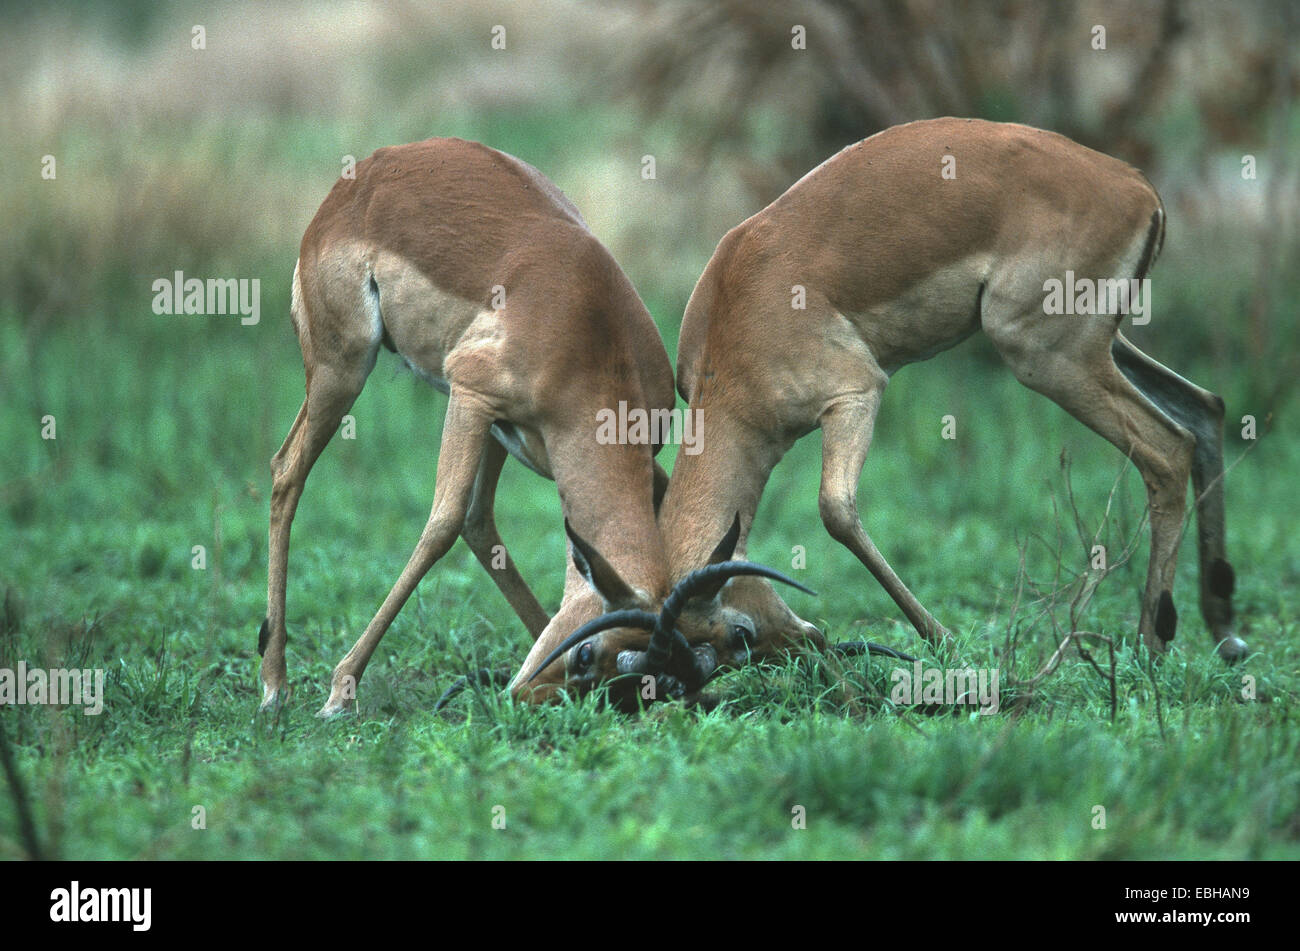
left=1, top=291, right=1296, bottom=859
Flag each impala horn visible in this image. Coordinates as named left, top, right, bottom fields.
left=434, top=666, right=514, bottom=712
left=525, top=564, right=815, bottom=688
left=643, top=561, right=816, bottom=678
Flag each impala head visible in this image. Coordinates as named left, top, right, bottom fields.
left=711, top=574, right=827, bottom=668
left=513, top=515, right=814, bottom=710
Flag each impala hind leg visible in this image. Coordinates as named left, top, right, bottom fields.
left=462, top=438, right=551, bottom=638
left=262, top=363, right=370, bottom=712
left=319, top=389, right=494, bottom=716
left=818, top=392, right=953, bottom=646
left=994, top=332, right=1195, bottom=654
left=1111, top=335, right=1246, bottom=660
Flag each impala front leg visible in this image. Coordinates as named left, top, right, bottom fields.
left=462, top=438, right=551, bottom=638
left=320, top=390, right=494, bottom=716
left=818, top=393, right=952, bottom=647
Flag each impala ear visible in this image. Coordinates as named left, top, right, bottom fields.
left=652, top=461, right=670, bottom=516
left=566, top=518, right=640, bottom=611
left=686, top=513, right=744, bottom=603
left=707, top=513, right=743, bottom=565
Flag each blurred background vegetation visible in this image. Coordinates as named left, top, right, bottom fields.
left=1, top=0, right=1298, bottom=861
left=5, top=0, right=1297, bottom=376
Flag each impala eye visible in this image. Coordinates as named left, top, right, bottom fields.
left=730, top=623, right=754, bottom=648
left=576, top=642, right=595, bottom=669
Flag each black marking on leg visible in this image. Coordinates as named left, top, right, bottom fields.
left=257, top=618, right=270, bottom=656
left=1133, top=205, right=1164, bottom=281
left=1110, top=338, right=1216, bottom=456
left=369, top=273, right=397, bottom=353
left=971, top=280, right=987, bottom=324
left=1209, top=558, right=1236, bottom=599
left=1155, top=591, right=1177, bottom=643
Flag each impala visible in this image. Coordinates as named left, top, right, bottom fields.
left=257, top=137, right=810, bottom=716
left=658, top=117, right=1247, bottom=669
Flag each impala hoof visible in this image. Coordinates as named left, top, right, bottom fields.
left=1215, top=636, right=1249, bottom=664
left=259, top=683, right=290, bottom=713
left=317, top=688, right=356, bottom=718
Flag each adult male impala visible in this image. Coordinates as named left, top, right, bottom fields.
left=258, top=137, right=808, bottom=716
left=658, top=117, right=1246, bottom=670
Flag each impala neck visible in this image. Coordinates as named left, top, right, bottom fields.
left=659, top=409, right=786, bottom=576
left=550, top=431, right=670, bottom=600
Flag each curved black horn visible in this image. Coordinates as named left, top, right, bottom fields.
left=645, top=561, right=817, bottom=670
left=829, top=641, right=918, bottom=663
left=434, top=666, right=514, bottom=712
left=524, top=609, right=659, bottom=684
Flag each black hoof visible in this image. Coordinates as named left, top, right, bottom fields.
left=1216, top=636, right=1249, bottom=664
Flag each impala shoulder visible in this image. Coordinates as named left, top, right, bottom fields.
left=678, top=225, right=745, bottom=393
left=705, top=216, right=775, bottom=283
